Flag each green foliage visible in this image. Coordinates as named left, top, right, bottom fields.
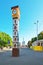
left=27, top=31, right=43, bottom=47
left=27, top=41, right=32, bottom=48
left=0, top=32, right=13, bottom=47
left=38, top=31, right=43, bottom=40
left=31, top=37, right=37, bottom=43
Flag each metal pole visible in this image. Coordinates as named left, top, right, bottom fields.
left=34, top=20, right=39, bottom=43
left=37, top=20, right=39, bottom=42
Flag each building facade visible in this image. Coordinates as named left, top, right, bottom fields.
left=11, top=6, right=20, bottom=48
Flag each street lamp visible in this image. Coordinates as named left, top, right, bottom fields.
left=34, top=20, right=39, bottom=42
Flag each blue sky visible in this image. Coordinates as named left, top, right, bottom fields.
left=0, top=0, right=43, bottom=44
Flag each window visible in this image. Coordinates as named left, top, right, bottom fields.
left=14, top=32, right=16, bottom=35
left=14, top=38, right=16, bottom=41
left=14, top=26, right=17, bottom=29
left=38, top=42, right=40, bottom=46
left=15, top=20, right=16, bottom=24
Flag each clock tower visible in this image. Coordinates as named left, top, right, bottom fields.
left=11, top=6, right=20, bottom=56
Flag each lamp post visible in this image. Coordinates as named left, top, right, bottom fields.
left=34, top=20, right=39, bottom=42
left=37, top=20, right=39, bottom=42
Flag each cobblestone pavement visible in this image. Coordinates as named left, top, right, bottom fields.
left=0, top=48, right=43, bottom=65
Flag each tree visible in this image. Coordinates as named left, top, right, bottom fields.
left=38, top=31, right=43, bottom=40
left=27, top=41, right=32, bottom=48
left=31, top=37, right=37, bottom=43
left=0, top=32, right=13, bottom=47
left=27, top=31, right=43, bottom=48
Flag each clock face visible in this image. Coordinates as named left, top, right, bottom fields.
left=13, top=10, right=16, bottom=14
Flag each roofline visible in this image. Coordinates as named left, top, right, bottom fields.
left=11, top=5, right=19, bottom=9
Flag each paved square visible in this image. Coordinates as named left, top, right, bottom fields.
left=0, top=48, right=43, bottom=65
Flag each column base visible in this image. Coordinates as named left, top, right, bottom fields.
left=12, top=48, right=19, bottom=57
